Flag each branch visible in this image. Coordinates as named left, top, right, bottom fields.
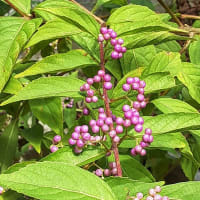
left=157, top=0, right=184, bottom=27
left=69, top=0, right=105, bottom=25
left=179, top=14, right=200, bottom=20
left=4, top=0, right=31, bottom=19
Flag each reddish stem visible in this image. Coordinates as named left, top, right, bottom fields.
left=99, top=41, right=122, bottom=177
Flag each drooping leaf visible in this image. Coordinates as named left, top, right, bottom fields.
left=42, top=146, right=106, bottom=167
left=34, top=0, right=100, bottom=37
left=120, top=155, right=155, bottom=182
left=0, top=77, right=84, bottom=106
left=0, top=161, right=116, bottom=200
left=106, top=177, right=164, bottom=200
left=178, top=62, right=200, bottom=104
left=152, top=98, right=198, bottom=113
left=189, top=40, right=200, bottom=65
left=0, top=17, right=42, bottom=92
left=0, top=120, right=18, bottom=172
left=15, top=50, right=98, bottom=78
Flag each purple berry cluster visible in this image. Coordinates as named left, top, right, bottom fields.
left=94, top=162, right=118, bottom=177
left=129, top=186, right=169, bottom=200
left=0, top=186, right=4, bottom=195
left=50, top=135, right=62, bottom=153
left=80, top=70, right=113, bottom=103
left=62, top=97, right=74, bottom=108
left=98, top=27, right=127, bottom=59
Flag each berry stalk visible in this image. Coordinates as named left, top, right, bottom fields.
left=99, top=37, right=122, bottom=177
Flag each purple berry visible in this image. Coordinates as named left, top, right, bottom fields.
left=135, top=145, right=142, bottom=153
left=98, top=34, right=104, bottom=42
left=121, top=46, right=127, bottom=53
left=104, top=169, right=111, bottom=176
left=109, top=130, right=116, bottom=138
left=98, top=107, right=104, bottom=113
left=89, top=119, right=96, bottom=127
left=87, top=78, right=94, bottom=85
left=124, top=111, right=133, bottom=119
left=109, top=162, right=116, bottom=169
left=83, top=108, right=90, bottom=115
left=118, top=53, right=123, bottom=58
left=132, top=111, right=140, bottom=117
left=112, top=114, right=117, bottom=121
left=133, top=101, right=140, bottom=109
left=102, top=124, right=109, bottom=132
left=140, top=149, right=146, bottom=156
left=140, top=101, right=147, bottom=108
left=122, top=104, right=130, bottom=112
left=85, top=97, right=92, bottom=103
left=100, top=27, right=108, bottom=34
left=92, top=96, right=98, bottom=102
left=123, top=119, right=131, bottom=127
left=132, top=83, right=140, bottom=90
left=131, top=148, right=136, bottom=156
left=133, top=77, right=140, bottom=83
left=116, top=125, right=123, bottom=134
left=81, top=125, right=88, bottom=133
left=143, top=134, right=150, bottom=143
left=72, top=132, right=80, bottom=140
left=110, top=39, right=117, bottom=46
left=117, top=38, right=124, bottom=45
left=139, top=80, right=146, bottom=88
left=111, top=51, right=119, bottom=59
left=110, top=31, right=117, bottom=39
left=77, top=139, right=84, bottom=148
left=138, top=117, right=144, bottom=124
left=131, top=116, right=139, bottom=125
left=138, top=88, right=144, bottom=94
left=92, top=125, right=100, bottom=133
left=137, top=94, right=144, bottom=102
left=53, top=135, right=61, bottom=143
left=82, top=132, right=91, bottom=141
left=126, top=77, right=134, bottom=84
left=134, top=124, right=143, bottom=133
left=140, top=141, right=148, bottom=148
left=116, top=117, right=124, bottom=125
left=111, top=167, right=118, bottom=175
left=103, top=74, right=111, bottom=82
left=93, top=75, right=101, bottom=83
left=80, top=85, right=84, bottom=91
left=50, top=145, right=58, bottom=153
left=83, top=83, right=90, bottom=91
left=99, top=113, right=106, bottom=120
left=104, top=82, right=112, bottom=90
left=114, top=44, right=122, bottom=52
left=98, top=70, right=105, bottom=77
left=69, top=138, right=76, bottom=145
left=87, top=89, right=94, bottom=97
left=145, top=128, right=152, bottom=135
left=104, top=33, right=110, bottom=40
left=105, top=117, right=113, bottom=125
left=122, top=83, right=131, bottom=91
left=96, top=119, right=104, bottom=127
left=113, top=135, right=120, bottom=143
left=149, top=135, right=154, bottom=143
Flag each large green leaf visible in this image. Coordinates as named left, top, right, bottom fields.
left=120, top=155, right=155, bottom=182
left=34, top=0, right=100, bottom=37
left=178, top=62, right=200, bottom=104
left=26, top=19, right=82, bottom=47
left=106, top=177, right=164, bottom=200
left=0, top=162, right=116, bottom=200
left=0, top=120, right=18, bottom=172
left=29, top=97, right=63, bottom=136
left=15, top=50, right=98, bottom=78
left=189, top=40, right=200, bottom=65
left=161, top=181, right=200, bottom=200
left=120, top=45, right=156, bottom=75
left=0, top=77, right=84, bottom=106
left=112, top=71, right=175, bottom=98
left=42, top=146, right=106, bottom=167
left=152, top=98, right=198, bottom=113
left=142, top=51, right=181, bottom=76
left=0, top=17, right=42, bottom=92
left=5, top=0, right=31, bottom=15
left=3, top=77, right=23, bottom=95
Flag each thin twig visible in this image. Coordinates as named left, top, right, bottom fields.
left=179, top=14, right=200, bottom=20
left=69, top=0, right=105, bottom=25
left=180, top=32, right=194, bottom=54
left=4, top=0, right=31, bottom=19
left=157, top=0, right=184, bottom=27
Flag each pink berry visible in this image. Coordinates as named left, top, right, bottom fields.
left=50, top=145, right=58, bottom=153
left=104, top=169, right=111, bottom=176
left=92, top=96, right=98, bottom=102
left=124, top=111, right=132, bottom=119
left=140, top=149, right=146, bottom=156
left=133, top=101, right=140, bottom=109
left=83, top=108, right=90, bottom=115
left=149, top=135, right=154, bottom=143
left=139, top=80, right=146, bottom=88
left=96, top=119, right=104, bottom=127
left=121, top=46, right=127, bottom=53
left=123, top=119, right=131, bottom=127
left=131, top=148, right=136, bottom=156
left=99, top=113, right=106, bottom=120
left=118, top=53, right=123, bottom=58
left=87, top=89, right=94, bottom=97
left=77, top=139, right=84, bottom=148
left=131, top=116, right=139, bottom=125
left=87, top=78, right=94, bottom=85
left=117, top=38, right=124, bottom=45
left=109, top=162, right=116, bottom=169
left=132, top=83, right=140, bottom=90
left=92, top=125, right=100, bottom=133
left=138, top=117, right=144, bottom=124
left=132, top=111, right=140, bottom=117
left=98, top=70, right=105, bottom=77
left=72, top=132, right=80, bottom=140
left=93, top=75, right=101, bottom=82
left=162, top=196, right=169, bottom=200
left=98, top=34, right=104, bottom=42
left=83, top=83, right=90, bottom=91
left=135, top=145, right=142, bottom=153
left=133, top=77, right=140, bottom=83
left=143, top=134, right=150, bottom=143
left=110, top=39, right=117, bottom=46
left=154, top=194, right=162, bottom=200
left=134, top=124, right=143, bottom=133
left=155, top=186, right=161, bottom=193
left=103, top=74, right=111, bottom=82
left=89, top=119, right=96, bottom=127
left=111, top=168, right=118, bottom=175
left=110, top=31, right=117, bottom=39
left=109, top=130, right=116, bottom=138
left=102, top=124, right=109, bottom=132
left=80, top=85, right=84, bottom=91
left=105, top=117, right=113, bottom=125
left=104, top=82, right=112, bottom=90
left=123, top=83, right=130, bottom=91
left=138, top=88, right=144, bottom=94
left=98, top=107, right=104, bottom=113
left=113, top=135, right=120, bottom=143
left=114, top=44, right=122, bottom=52
left=137, top=193, right=143, bottom=199
left=95, top=136, right=101, bottom=142
left=104, top=33, right=110, bottom=40
left=74, top=146, right=83, bottom=154
left=122, top=104, right=130, bottom=112
left=146, top=197, right=154, bottom=200
left=137, top=94, right=144, bottom=102
left=140, top=101, right=147, bottom=108
left=69, top=138, right=76, bottom=145
left=116, top=117, right=124, bottom=125
left=108, top=28, right=113, bottom=34
left=81, top=125, right=88, bottom=133
left=100, top=27, right=108, bottom=34
left=145, top=128, right=152, bottom=135
left=116, top=125, right=123, bottom=134
left=149, top=189, right=156, bottom=196
left=95, top=169, right=103, bottom=176
left=126, top=77, right=134, bottom=84
left=111, top=51, right=119, bottom=59
left=82, top=132, right=91, bottom=141
left=85, top=97, right=92, bottom=103
left=53, top=135, right=61, bottom=143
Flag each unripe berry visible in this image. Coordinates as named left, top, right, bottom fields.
left=104, top=82, right=112, bottom=90
left=53, top=135, right=61, bottom=143
left=103, top=74, right=111, bottom=82
left=93, top=75, right=101, bottom=82
left=104, top=169, right=111, bottom=176
left=72, top=132, right=80, bottom=140
left=69, top=138, right=76, bottom=145
left=134, top=124, right=143, bottom=133
left=122, top=83, right=131, bottom=91
left=111, top=51, right=119, bottom=59
left=50, top=145, right=58, bottom=153
left=100, top=27, right=108, bottom=34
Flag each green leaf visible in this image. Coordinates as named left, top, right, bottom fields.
left=120, top=45, right=156, bottom=75
left=177, top=62, right=200, bottom=104
left=94, top=0, right=127, bottom=11
left=112, top=71, right=175, bottom=98
left=29, top=97, right=63, bottom=136
left=0, top=17, right=42, bottom=92
left=42, top=146, right=106, bottom=167
left=64, top=106, right=76, bottom=129
left=0, top=161, right=116, bottom=200
left=152, top=98, right=198, bottom=113
left=106, top=177, right=164, bottom=200
left=26, top=19, right=82, bottom=47
left=161, top=181, right=200, bottom=200
left=156, top=40, right=181, bottom=52
left=142, top=51, right=181, bottom=76
left=15, top=50, right=98, bottom=78
left=6, top=0, right=31, bottom=15
left=0, top=77, right=84, bottom=106
left=130, top=0, right=155, bottom=10
left=34, top=0, right=100, bottom=37
left=3, top=77, right=23, bottom=95
left=120, top=155, right=155, bottom=182
left=106, top=59, right=122, bottom=81
left=0, top=120, right=18, bottom=172
left=21, top=125, right=43, bottom=153
left=189, top=40, right=200, bottom=65
left=0, top=190, right=23, bottom=200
